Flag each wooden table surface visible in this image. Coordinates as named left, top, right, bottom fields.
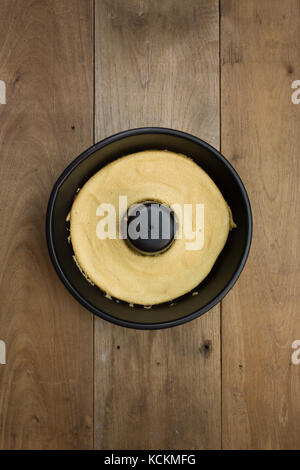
left=0, top=0, right=299, bottom=450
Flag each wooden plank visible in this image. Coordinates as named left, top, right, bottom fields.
left=94, top=0, right=221, bottom=449
left=0, top=0, right=94, bottom=449
left=221, top=0, right=300, bottom=449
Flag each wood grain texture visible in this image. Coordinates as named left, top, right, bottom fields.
left=0, top=0, right=94, bottom=449
left=2, top=0, right=298, bottom=451
left=221, top=0, right=300, bottom=449
left=94, top=0, right=221, bottom=450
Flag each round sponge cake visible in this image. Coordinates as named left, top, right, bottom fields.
left=70, top=150, right=234, bottom=305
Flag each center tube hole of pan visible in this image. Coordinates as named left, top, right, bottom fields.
left=122, top=201, right=177, bottom=256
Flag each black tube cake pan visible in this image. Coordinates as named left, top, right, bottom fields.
left=46, top=127, right=252, bottom=330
